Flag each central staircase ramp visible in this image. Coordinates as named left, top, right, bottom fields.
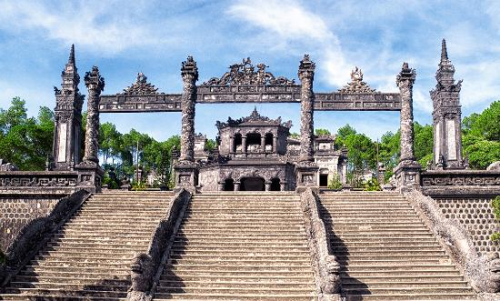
left=319, top=191, right=478, bottom=301
left=154, top=191, right=318, bottom=300
left=0, top=191, right=173, bottom=301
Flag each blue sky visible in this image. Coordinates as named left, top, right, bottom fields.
left=0, top=0, right=499, bottom=141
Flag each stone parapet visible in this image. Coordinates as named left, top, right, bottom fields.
left=300, top=188, right=341, bottom=300
left=405, top=189, right=500, bottom=293
left=127, top=189, right=191, bottom=301
left=421, top=170, right=500, bottom=198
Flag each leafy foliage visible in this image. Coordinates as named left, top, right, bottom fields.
left=363, top=178, right=381, bottom=191
left=315, top=128, right=331, bottom=136
left=0, top=98, right=54, bottom=170
left=327, top=175, right=343, bottom=190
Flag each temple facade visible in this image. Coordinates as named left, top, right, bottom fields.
left=196, top=108, right=348, bottom=191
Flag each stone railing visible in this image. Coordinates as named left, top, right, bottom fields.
left=0, top=171, right=79, bottom=193
left=300, top=188, right=341, bottom=301
left=127, top=189, right=191, bottom=301
left=421, top=170, right=500, bottom=197
left=0, top=189, right=90, bottom=288
left=405, top=190, right=500, bottom=294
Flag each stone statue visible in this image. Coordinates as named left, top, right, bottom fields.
left=128, top=253, right=154, bottom=301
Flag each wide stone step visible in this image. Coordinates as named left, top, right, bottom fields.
left=170, top=254, right=312, bottom=261
left=4, top=288, right=127, bottom=298
left=174, top=240, right=308, bottom=246
left=343, top=287, right=473, bottom=295
left=154, top=292, right=316, bottom=300
left=158, top=279, right=314, bottom=288
left=19, top=270, right=129, bottom=279
left=342, top=280, right=470, bottom=288
left=30, top=259, right=131, bottom=267
left=175, top=235, right=306, bottom=241
left=166, top=264, right=311, bottom=272
left=155, top=286, right=314, bottom=294
left=170, top=259, right=311, bottom=266
left=345, top=293, right=477, bottom=301
left=338, top=259, right=452, bottom=266
left=9, top=281, right=130, bottom=290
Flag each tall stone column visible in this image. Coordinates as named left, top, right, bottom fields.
left=83, top=66, right=105, bottom=163
left=261, top=136, right=266, bottom=152
left=242, top=136, right=247, bottom=154
left=295, top=54, right=319, bottom=190
left=179, top=56, right=198, bottom=162
left=430, top=39, right=464, bottom=170
left=273, top=136, right=278, bottom=153
left=52, top=45, right=84, bottom=171
left=298, top=54, right=315, bottom=162
left=175, top=56, right=199, bottom=190
left=394, top=62, right=421, bottom=192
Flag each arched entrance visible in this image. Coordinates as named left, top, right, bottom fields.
left=270, top=178, right=281, bottom=191
left=223, top=178, right=234, bottom=191
left=240, top=177, right=265, bottom=191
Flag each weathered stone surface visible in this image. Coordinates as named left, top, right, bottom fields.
left=430, top=39, right=465, bottom=170
left=300, top=188, right=341, bottom=299
left=406, top=189, right=500, bottom=293
left=0, top=190, right=90, bottom=287
left=83, top=66, right=105, bottom=164
left=52, top=45, right=84, bottom=171
left=298, top=54, right=315, bottom=163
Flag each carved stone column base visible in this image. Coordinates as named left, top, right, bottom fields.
left=174, top=161, right=199, bottom=191
left=295, top=161, right=319, bottom=192
left=393, top=160, right=421, bottom=192
left=74, top=161, right=104, bottom=193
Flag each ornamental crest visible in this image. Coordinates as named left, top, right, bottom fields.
left=338, top=67, right=376, bottom=93
left=202, top=58, right=295, bottom=86
left=123, top=72, right=159, bottom=95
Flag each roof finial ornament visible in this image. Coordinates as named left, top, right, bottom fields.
left=68, top=44, right=75, bottom=64
left=441, top=39, right=449, bottom=62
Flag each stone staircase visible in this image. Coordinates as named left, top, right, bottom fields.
left=0, top=191, right=173, bottom=301
left=319, top=191, right=478, bottom=301
left=154, top=192, right=317, bottom=300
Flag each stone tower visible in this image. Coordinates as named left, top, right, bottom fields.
left=430, top=39, right=464, bottom=169
left=52, top=45, right=84, bottom=170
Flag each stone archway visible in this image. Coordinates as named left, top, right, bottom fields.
left=240, top=177, right=265, bottom=191
left=270, top=178, right=281, bottom=191
left=223, top=178, right=234, bottom=191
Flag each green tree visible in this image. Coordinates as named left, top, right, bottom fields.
left=0, top=99, right=54, bottom=170
left=315, top=128, right=331, bottom=136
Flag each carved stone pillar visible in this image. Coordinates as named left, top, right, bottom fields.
left=175, top=57, right=199, bottom=190
left=296, top=54, right=319, bottom=191
left=273, top=136, right=278, bottom=153
left=394, top=62, right=421, bottom=192
left=229, top=136, right=234, bottom=153
left=298, top=54, right=315, bottom=162
left=265, top=182, right=271, bottom=191
left=261, top=136, right=266, bottom=152
left=234, top=182, right=241, bottom=191
left=179, top=56, right=198, bottom=162
left=83, top=66, right=105, bottom=163
left=280, top=182, right=286, bottom=191
left=242, top=136, right=247, bottom=154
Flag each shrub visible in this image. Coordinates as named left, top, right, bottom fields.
left=327, top=175, right=343, bottom=190
left=363, top=178, right=381, bottom=191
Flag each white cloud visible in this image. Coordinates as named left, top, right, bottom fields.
left=0, top=1, right=167, bottom=55
left=227, top=0, right=351, bottom=88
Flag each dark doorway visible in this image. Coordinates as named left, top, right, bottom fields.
left=320, top=174, right=328, bottom=187
left=240, top=177, right=265, bottom=191
left=223, top=178, right=234, bottom=191
left=233, top=133, right=242, bottom=152
left=270, top=178, right=281, bottom=191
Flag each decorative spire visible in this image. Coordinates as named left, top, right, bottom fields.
left=68, top=44, right=75, bottom=65
left=441, top=39, right=448, bottom=62
left=434, top=39, right=462, bottom=91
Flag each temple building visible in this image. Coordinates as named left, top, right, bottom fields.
left=196, top=108, right=348, bottom=191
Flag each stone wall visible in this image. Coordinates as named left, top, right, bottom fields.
left=435, top=197, right=499, bottom=255
left=0, top=193, right=68, bottom=252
